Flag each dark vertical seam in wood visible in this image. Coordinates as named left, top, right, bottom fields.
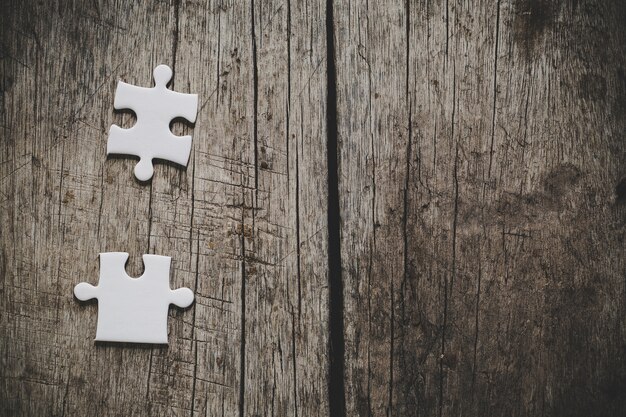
left=32, top=49, right=39, bottom=202
left=172, top=0, right=180, bottom=77
left=405, top=0, right=410, bottom=101
left=449, top=73, right=460, bottom=412
left=56, top=142, right=65, bottom=234
left=309, top=0, right=314, bottom=61
left=216, top=2, right=222, bottom=104
left=96, top=167, right=105, bottom=239
left=294, top=108, right=303, bottom=322
left=471, top=248, right=481, bottom=388
left=54, top=143, right=66, bottom=294
left=286, top=0, right=291, bottom=181
left=520, top=78, right=531, bottom=168
left=487, top=0, right=501, bottom=178
left=362, top=11, right=374, bottom=410
left=289, top=1, right=302, bottom=324
left=189, top=147, right=196, bottom=257
left=60, top=367, right=70, bottom=417
left=220, top=331, right=227, bottom=417
left=326, top=0, right=345, bottom=415
left=445, top=0, right=449, bottom=57
left=400, top=3, right=412, bottom=409
left=541, top=376, right=546, bottom=417
left=10, top=113, right=16, bottom=287
left=433, top=122, right=437, bottom=173
left=242, top=1, right=259, bottom=413
left=238, top=192, right=247, bottom=417
left=146, top=349, right=153, bottom=399
left=271, top=357, right=277, bottom=415
left=188, top=161, right=199, bottom=408
left=145, top=173, right=155, bottom=400
left=146, top=184, right=154, bottom=252
left=502, top=216, right=508, bottom=284
left=251, top=0, right=259, bottom=192
left=287, top=2, right=299, bottom=415
left=361, top=3, right=377, bottom=413
left=366, top=221, right=372, bottom=409
left=387, top=206, right=394, bottom=417
left=367, top=340, right=372, bottom=417
left=439, top=64, right=456, bottom=417
left=220, top=388, right=225, bottom=417
left=425, top=0, right=431, bottom=105
left=189, top=233, right=200, bottom=417
left=291, top=311, right=299, bottom=417
left=31, top=52, right=38, bottom=290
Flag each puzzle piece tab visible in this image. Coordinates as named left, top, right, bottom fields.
left=74, top=252, right=194, bottom=344
left=107, top=65, right=198, bottom=181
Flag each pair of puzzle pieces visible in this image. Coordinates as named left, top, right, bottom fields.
left=74, top=253, right=193, bottom=344
left=107, top=64, right=198, bottom=181
left=74, top=66, right=197, bottom=344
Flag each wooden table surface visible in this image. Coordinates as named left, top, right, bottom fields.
left=1, top=0, right=625, bottom=416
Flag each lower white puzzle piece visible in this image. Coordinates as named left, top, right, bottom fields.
left=74, top=252, right=194, bottom=344
left=107, top=64, right=198, bottom=181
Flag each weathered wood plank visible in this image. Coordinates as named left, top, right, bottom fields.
left=2, top=1, right=176, bottom=415
left=333, top=0, right=410, bottom=416
left=240, top=0, right=329, bottom=415
left=2, top=0, right=626, bottom=416
left=146, top=1, right=248, bottom=415
left=0, top=0, right=328, bottom=416
left=285, top=0, right=330, bottom=413
left=166, top=2, right=253, bottom=415
left=336, top=0, right=626, bottom=416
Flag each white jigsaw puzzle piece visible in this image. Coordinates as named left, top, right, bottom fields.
left=107, top=65, right=198, bottom=181
left=74, top=252, right=194, bottom=344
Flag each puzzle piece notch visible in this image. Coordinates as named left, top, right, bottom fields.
left=107, top=64, right=199, bottom=181
left=74, top=252, right=194, bottom=344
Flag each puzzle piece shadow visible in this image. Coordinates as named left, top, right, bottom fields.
left=74, top=294, right=192, bottom=349
left=94, top=340, right=168, bottom=350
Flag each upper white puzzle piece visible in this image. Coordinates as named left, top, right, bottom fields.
left=107, top=64, right=198, bottom=181
left=74, top=252, right=194, bottom=344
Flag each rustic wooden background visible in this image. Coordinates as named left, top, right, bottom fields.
left=1, top=0, right=625, bottom=416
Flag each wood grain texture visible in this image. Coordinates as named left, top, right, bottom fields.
left=335, top=0, right=626, bottom=416
left=0, top=0, right=328, bottom=416
left=1, top=0, right=625, bottom=416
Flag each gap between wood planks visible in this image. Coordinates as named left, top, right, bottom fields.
left=325, top=0, right=346, bottom=416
